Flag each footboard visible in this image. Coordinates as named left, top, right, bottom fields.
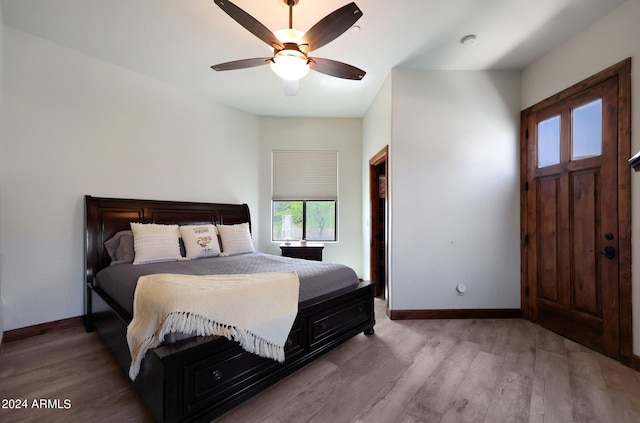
left=90, top=280, right=375, bottom=423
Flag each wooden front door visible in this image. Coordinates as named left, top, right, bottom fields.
left=521, top=59, right=631, bottom=360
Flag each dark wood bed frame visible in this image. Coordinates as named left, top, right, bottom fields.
left=84, top=195, right=375, bottom=422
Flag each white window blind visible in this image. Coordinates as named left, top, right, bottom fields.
left=272, top=150, right=338, bottom=200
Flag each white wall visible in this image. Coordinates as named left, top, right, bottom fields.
left=257, top=117, right=363, bottom=275
left=361, top=75, right=392, bottom=283
left=521, top=0, right=640, bottom=354
left=0, top=27, right=260, bottom=331
left=389, top=69, right=521, bottom=311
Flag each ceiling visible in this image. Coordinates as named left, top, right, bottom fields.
left=1, top=0, right=626, bottom=117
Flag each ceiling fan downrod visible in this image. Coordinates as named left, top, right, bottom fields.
left=285, top=0, right=299, bottom=29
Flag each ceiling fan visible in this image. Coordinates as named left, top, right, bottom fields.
left=211, top=0, right=366, bottom=89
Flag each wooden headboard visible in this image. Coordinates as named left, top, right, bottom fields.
left=84, top=195, right=251, bottom=286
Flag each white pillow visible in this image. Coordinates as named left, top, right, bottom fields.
left=217, top=223, right=255, bottom=256
left=130, top=222, right=181, bottom=265
left=179, top=224, right=221, bottom=259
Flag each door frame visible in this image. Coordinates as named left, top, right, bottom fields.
left=520, top=58, right=632, bottom=364
left=370, top=146, right=388, bottom=302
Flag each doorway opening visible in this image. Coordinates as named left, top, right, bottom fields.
left=370, top=146, right=388, bottom=300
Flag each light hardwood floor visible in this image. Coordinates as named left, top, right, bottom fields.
left=1, top=299, right=640, bottom=422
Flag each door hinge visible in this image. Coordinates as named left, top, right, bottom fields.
left=524, top=234, right=529, bottom=246
left=524, top=181, right=529, bottom=191
left=525, top=129, right=529, bottom=139
left=525, top=287, right=530, bottom=297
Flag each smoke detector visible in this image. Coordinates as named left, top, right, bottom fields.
left=460, top=35, right=477, bottom=46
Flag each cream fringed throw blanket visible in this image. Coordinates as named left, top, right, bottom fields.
left=127, top=271, right=300, bottom=380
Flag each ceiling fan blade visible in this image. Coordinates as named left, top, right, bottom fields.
left=211, top=57, right=272, bottom=71
left=309, top=57, right=366, bottom=80
left=300, top=2, right=362, bottom=53
left=214, top=0, right=283, bottom=49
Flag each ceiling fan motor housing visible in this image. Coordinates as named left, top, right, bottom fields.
left=279, top=42, right=308, bottom=56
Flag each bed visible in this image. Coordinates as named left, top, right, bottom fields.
left=84, top=195, right=375, bottom=423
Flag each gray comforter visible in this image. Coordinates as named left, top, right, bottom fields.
left=95, top=252, right=360, bottom=316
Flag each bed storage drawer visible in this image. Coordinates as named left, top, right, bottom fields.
left=184, top=344, right=277, bottom=416
left=183, top=319, right=304, bottom=417
left=284, top=320, right=305, bottom=358
left=309, top=297, right=371, bottom=348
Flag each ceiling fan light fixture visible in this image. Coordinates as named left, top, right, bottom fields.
left=269, top=28, right=309, bottom=80
left=270, top=50, right=310, bottom=80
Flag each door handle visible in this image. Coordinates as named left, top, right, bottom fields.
left=591, top=246, right=615, bottom=260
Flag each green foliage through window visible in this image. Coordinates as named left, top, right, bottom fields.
left=272, top=201, right=336, bottom=241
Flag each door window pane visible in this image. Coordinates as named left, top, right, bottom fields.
left=538, top=116, right=561, bottom=167
left=572, top=99, right=602, bottom=160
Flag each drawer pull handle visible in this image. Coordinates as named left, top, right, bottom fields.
left=212, top=370, right=222, bottom=381
left=319, top=322, right=327, bottom=330
left=286, top=338, right=294, bottom=347
left=356, top=305, right=364, bottom=313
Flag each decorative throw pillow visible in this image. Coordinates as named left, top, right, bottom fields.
left=179, top=224, right=221, bottom=259
left=217, top=223, right=255, bottom=256
left=104, top=230, right=135, bottom=265
left=130, top=222, right=181, bottom=265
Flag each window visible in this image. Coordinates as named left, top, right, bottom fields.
left=272, top=150, right=338, bottom=241
left=272, top=200, right=336, bottom=241
left=572, top=99, right=602, bottom=160
left=537, top=115, right=561, bottom=168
